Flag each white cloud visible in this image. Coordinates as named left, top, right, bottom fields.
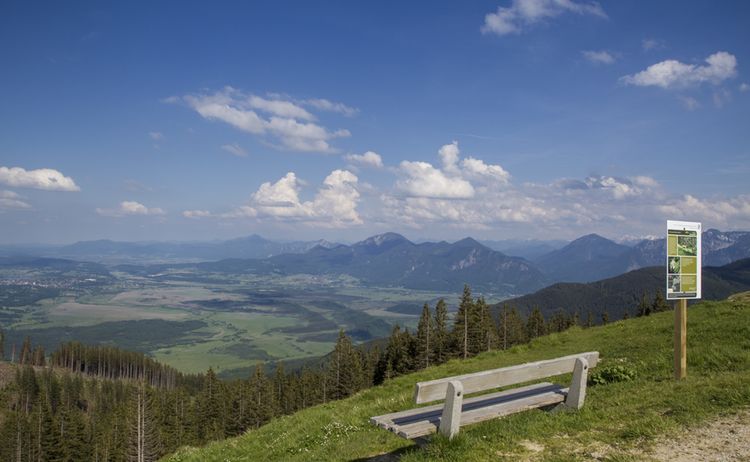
left=149, top=131, right=164, bottom=141
left=221, top=143, right=248, bottom=157
left=438, top=141, right=461, bottom=173
left=303, top=98, right=359, bottom=117
left=678, top=95, right=701, bottom=111
left=659, top=195, right=750, bottom=226
left=248, top=95, right=315, bottom=121
left=182, top=210, right=212, bottom=218
left=0, top=166, right=80, bottom=192
left=396, top=141, right=512, bottom=199
left=582, top=50, right=615, bottom=64
left=344, top=151, right=383, bottom=168
left=97, top=201, right=165, bottom=217
left=222, top=170, right=362, bottom=227
left=461, top=157, right=511, bottom=184
left=482, top=0, right=606, bottom=36
left=621, top=51, right=738, bottom=89
left=397, top=161, right=475, bottom=199
left=0, top=190, right=31, bottom=209
left=740, top=83, right=750, bottom=92
left=179, top=87, right=351, bottom=153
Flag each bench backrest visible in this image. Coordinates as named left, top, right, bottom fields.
left=414, top=351, right=599, bottom=404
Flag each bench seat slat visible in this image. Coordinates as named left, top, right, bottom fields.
left=414, top=351, right=598, bottom=404
left=371, top=382, right=566, bottom=439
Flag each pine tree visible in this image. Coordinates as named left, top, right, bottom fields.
left=526, top=307, right=546, bottom=339
left=247, top=364, right=273, bottom=429
left=432, top=299, right=449, bottom=364
left=652, top=291, right=670, bottom=313
left=326, top=330, right=363, bottom=400
left=453, top=284, right=475, bottom=359
left=415, top=303, right=433, bottom=369
left=476, top=297, right=496, bottom=352
left=127, top=383, right=160, bottom=462
left=637, top=291, right=652, bottom=317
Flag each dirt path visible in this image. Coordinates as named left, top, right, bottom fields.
left=640, top=409, right=750, bottom=461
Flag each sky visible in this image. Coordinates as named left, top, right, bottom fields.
left=1, top=0, right=749, bottom=245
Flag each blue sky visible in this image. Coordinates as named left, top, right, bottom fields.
left=1, top=1, right=749, bottom=244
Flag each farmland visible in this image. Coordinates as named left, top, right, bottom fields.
left=0, top=264, right=464, bottom=376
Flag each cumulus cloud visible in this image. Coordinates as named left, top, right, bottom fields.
left=461, top=157, right=511, bottom=184
left=582, top=50, right=615, bottom=64
left=97, top=201, right=165, bottom=217
left=0, top=166, right=80, bottom=192
left=397, top=161, right=475, bottom=199
left=344, top=151, right=383, bottom=168
left=176, top=87, right=352, bottom=153
left=482, top=0, right=606, bottom=36
left=659, top=195, right=750, bottom=226
left=222, top=170, right=362, bottom=227
left=740, top=83, right=750, bottom=92
left=149, top=131, right=164, bottom=141
left=621, top=51, right=738, bottom=89
left=221, top=143, right=248, bottom=157
left=0, top=190, right=31, bottom=210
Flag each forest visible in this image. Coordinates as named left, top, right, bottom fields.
left=0, top=285, right=671, bottom=461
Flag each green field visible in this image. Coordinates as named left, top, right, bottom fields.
left=164, top=295, right=750, bottom=461
left=2, top=269, right=454, bottom=375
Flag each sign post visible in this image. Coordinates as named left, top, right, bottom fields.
left=666, top=220, right=701, bottom=380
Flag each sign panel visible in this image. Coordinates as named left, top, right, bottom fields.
left=666, top=220, right=702, bottom=300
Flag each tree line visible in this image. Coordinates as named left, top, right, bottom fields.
left=0, top=284, right=668, bottom=461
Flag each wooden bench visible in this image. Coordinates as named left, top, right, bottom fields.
left=370, top=351, right=599, bottom=440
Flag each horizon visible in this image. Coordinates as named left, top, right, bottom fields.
left=2, top=2, right=749, bottom=244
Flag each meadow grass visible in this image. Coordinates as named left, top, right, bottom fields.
left=164, top=295, right=750, bottom=461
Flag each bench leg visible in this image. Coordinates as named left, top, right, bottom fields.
left=565, top=357, right=589, bottom=410
left=439, top=380, right=463, bottom=439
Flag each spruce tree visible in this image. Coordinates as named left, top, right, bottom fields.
left=526, top=307, right=546, bottom=339
left=432, top=299, right=449, bottom=364
left=415, top=303, right=433, bottom=369
left=637, top=291, right=651, bottom=317
left=453, top=284, right=475, bottom=359
left=476, top=297, right=496, bottom=352
left=326, top=330, right=363, bottom=400
left=652, top=291, right=670, bottom=313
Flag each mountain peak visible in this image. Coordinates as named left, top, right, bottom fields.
left=357, top=233, right=410, bottom=247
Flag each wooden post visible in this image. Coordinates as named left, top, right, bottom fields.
left=565, top=357, right=589, bottom=409
left=439, top=380, right=463, bottom=439
left=674, top=299, right=687, bottom=380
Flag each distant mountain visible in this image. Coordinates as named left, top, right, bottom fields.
left=496, top=257, right=750, bottom=321
left=481, top=239, right=567, bottom=260
left=196, top=233, right=547, bottom=295
left=9, top=235, right=341, bottom=264
left=533, top=234, right=632, bottom=283
left=532, top=229, right=750, bottom=283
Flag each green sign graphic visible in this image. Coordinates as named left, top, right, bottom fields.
left=666, top=221, right=701, bottom=300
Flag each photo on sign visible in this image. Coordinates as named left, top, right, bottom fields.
left=677, top=236, right=697, bottom=256
left=668, top=274, right=681, bottom=293
left=668, top=256, right=680, bottom=274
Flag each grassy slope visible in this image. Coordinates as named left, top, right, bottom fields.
left=164, top=295, right=750, bottom=462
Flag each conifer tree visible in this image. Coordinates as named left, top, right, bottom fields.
left=432, top=299, right=449, bottom=364
left=476, top=297, right=496, bottom=352
left=453, top=284, right=475, bottom=359
left=198, top=368, right=225, bottom=442
left=247, top=363, right=273, bottom=429
left=586, top=310, right=594, bottom=328
left=415, top=303, right=433, bottom=369
left=326, top=330, right=363, bottom=400
left=652, top=291, right=670, bottom=313
left=526, top=307, right=546, bottom=339
left=637, top=291, right=652, bottom=317
left=601, top=311, right=610, bottom=324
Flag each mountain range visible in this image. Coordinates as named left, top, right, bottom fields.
left=3, top=229, right=749, bottom=296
